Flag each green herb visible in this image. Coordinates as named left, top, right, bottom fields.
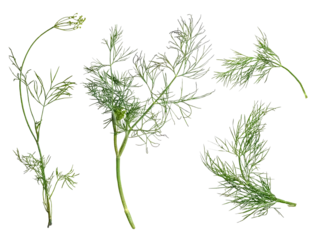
left=214, top=29, right=307, bottom=98
left=84, top=15, right=214, bottom=229
left=9, top=13, right=85, bottom=228
left=201, top=102, right=296, bottom=222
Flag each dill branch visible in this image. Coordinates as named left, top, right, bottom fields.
left=84, top=16, right=214, bottom=151
left=202, top=102, right=296, bottom=222
left=214, top=29, right=307, bottom=98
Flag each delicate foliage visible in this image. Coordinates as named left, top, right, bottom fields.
left=202, top=102, right=296, bottom=222
left=216, top=102, right=279, bottom=172
left=25, top=72, right=46, bottom=105
left=85, top=65, right=141, bottom=129
left=14, top=149, right=49, bottom=183
left=47, top=164, right=80, bottom=191
left=129, top=98, right=169, bottom=151
left=214, top=29, right=307, bottom=98
left=254, top=27, right=282, bottom=68
left=44, top=76, right=76, bottom=106
left=8, top=47, right=20, bottom=72
left=10, top=50, right=76, bottom=108
left=12, top=147, right=42, bottom=179
left=170, top=15, right=209, bottom=79
left=104, top=24, right=137, bottom=67
left=84, top=16, right=214, bottom=228
left=84, top=16, right=214, bottom=150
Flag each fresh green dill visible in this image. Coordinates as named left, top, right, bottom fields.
left=9, top=13, right=85, bottom=228
left=84, top=15, right=214, bottom=229
left=214, top=29, right=307, bottom=98
left=9, top=13, right=308, bottom=229
left=201, top=102, right=296, bottom=222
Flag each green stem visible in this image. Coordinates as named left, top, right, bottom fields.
left=18, top=26, right=54, bottom=222
left=119, top=131, right=129, bottom=156
left=280, top=64, right=309, bottom=100
left=277, top=198, right=298, bottom=208
left=47, top=194, right=54, bottom=225
left=26, top=89, right=37, bottom=135
left=112, top=124, right=136, bottom=230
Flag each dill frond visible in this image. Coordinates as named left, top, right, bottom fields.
left=214, top=29, right=307, bottom=98
left=202, top=102, right=296, bottom=222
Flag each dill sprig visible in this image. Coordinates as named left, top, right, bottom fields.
left=84, top=15, right=214, bottom=229
left=214, top=29, right=307, bottom=98
left=8, top=13, right=87, bottom=225
left=202, top=102, right=296, bottom=222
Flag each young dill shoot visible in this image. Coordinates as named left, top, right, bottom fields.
left=84, top=15, right=214, bottom=229
left=214, top=29, right=308, bottom=98
left=201, top=102, right=296, bottom=222
left=9, top=13, right=85, bottom=228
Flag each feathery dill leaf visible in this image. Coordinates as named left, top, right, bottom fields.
left=84, top=15, right=214, bottom=229
left=202, top=102, right=296, bottom=222
left=82, top=14, right=212, bottom=148
left=170, top=15, right=210, bottom=79
left=214, top=29, right=307, bottom=98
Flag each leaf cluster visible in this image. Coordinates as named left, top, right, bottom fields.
left=84, top=15, right=214, bottom=151
left=214, top=29, right=281, bottom=88
left=170, top=14, right=210, bottom=80
left=14, top=149, right=78, bottom=207
left=202, top=102, right=284, bottom=221
left=14, top=149, right=51, bottom=185
left=8, top=48, right=76, bottom=107
left=216, top=101, right=280, bottom=172
left=47, top=164, right=80, bottom=191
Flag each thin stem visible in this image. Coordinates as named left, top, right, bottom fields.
left=112, top=124, right=136, bottom=230
left=18, top=26, right=53, bottom=152
left=276, top=198, right=296, bottom=207
left=280, top=64, right=309, bottom=100
left=47, top=194, right=54, bottom=225
left=18, top=26, right=54, bottom=223
left=26, top=89, right=37, bottom=135
left=118, top=131, right=129, bottom=156
left=111, top=68, right=114, bottom=105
